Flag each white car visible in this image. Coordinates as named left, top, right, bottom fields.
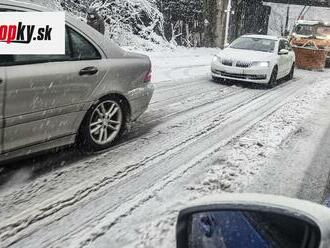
left=211, top=35, right=296, bottom=88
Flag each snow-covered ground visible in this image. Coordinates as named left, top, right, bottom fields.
left=1, top=48, right=330, bottom=248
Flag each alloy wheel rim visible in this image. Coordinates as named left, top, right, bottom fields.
left=89, top=100, right=123, bottom=145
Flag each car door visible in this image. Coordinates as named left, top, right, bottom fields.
left=277, top=40, right=288, bottom=78
left=285, top=40, right=295, bottom=70
left=0, top=67, right=5, bottom=154
left=0, top=0, right=20, bottom=154
left=3, top=27, right=107, bottom=152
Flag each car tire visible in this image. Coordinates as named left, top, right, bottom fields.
left=287, top=63, right=295, bottom=81
left=268, top=66, right=278, bottom=89
left=77, top=96, right=127, bottom=152
left=326, top=60, right=330, bottom=68
left=212, top=76, right=224, bottom=83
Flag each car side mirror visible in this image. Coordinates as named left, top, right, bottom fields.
left=223, top=43, right=230, bottom=49
left=279, top=49, right=289, bottom=55
left=176, top=194, right=327, bottom=248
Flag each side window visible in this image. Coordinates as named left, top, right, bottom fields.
left=0, top=9, right=20, bottom=66
left=13, top=29, right=71, bottom=65
left=278, top=40, right=285, bottom=52
left=68, top=28, right=101, bottom=60
left=0, top=8, right=18, bottom=12
left=0, top=55, right=14, bottom=66
left=285, top=41, right=293, bottom=51
left=0, top=26, right=101, bottom=66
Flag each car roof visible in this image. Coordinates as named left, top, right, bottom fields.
left=296, top=20, right=324, bottom=26
left=241, top=34, right=280, bottom=41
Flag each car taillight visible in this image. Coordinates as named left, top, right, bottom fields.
left=144, top=67, right=152, bottom=83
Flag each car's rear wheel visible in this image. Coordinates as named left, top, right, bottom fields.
left=78, top=97, right=126, bottom=152
left=268, top=67, right=278, bottom=88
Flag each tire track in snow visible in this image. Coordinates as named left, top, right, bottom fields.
left=0, top=86, right=255, bottom=245
left=150, top=82, right=227, bottom=106
left=0, top=82, right=248, bottom=218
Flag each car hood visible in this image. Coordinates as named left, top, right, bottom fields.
left=219, top=48, right=275, bottom=62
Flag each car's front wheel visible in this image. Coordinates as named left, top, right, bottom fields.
left=287, top=63, right=295, bottom=80
left=212, top=76, right=224, bottom=83
left=268, top=67, right=278, bottom=88
left=78, top=97, right=126, bottom=152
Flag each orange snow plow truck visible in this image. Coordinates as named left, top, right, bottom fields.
left=291, top=20, right=330, bottom=70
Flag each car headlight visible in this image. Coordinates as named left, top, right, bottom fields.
left=212, top=55, right=221, bottom=63
left=251, top=61, right=270, bottom=67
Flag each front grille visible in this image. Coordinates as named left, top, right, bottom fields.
left=222, top=72, right=246, bottom=79
left=236, top=61, right=251, bottom=68
left=222, top=59, right=233, bottom=66
left=222, top=59, right=252, bottom=68
left=213, top=70, right=267, bottom=80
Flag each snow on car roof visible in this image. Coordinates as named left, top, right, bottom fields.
left=296, top=20, right=324, bottom=26
left=241, top=34, right=280, bottom=41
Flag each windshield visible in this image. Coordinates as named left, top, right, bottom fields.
left=230, top=37, right=276, bottom=53
left=294, top=24, right=330, bottom=38
left=295, top=24, right=315, bottom=36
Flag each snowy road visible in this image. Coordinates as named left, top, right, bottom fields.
left=1, top=48, right=330, bottom=247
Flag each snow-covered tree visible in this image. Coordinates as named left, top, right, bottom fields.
left=158, top=0, right=205, bottom=47
left=54, top=0, right=168, bottom=49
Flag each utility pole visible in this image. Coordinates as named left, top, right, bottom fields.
left=284, top=1, right=290, bottom=36
left=224, top=0, right=232, bottom=46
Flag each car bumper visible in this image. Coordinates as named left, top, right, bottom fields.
left=211, top=62, right=271, bottom=84
left=128, top=83, right=154, bottom=121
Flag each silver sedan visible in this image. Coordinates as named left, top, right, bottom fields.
left=0, top=1, right=154, bottom=163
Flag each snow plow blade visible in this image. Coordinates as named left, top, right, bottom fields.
left=293, top=46, right=327, bottom=70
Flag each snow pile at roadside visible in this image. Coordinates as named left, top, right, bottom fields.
left=197, top=76, right=330, bottom=193
left=120, top=33, right=174, bottom=52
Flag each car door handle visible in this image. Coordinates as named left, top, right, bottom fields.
left=79, top=67, right=98, bottom=76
